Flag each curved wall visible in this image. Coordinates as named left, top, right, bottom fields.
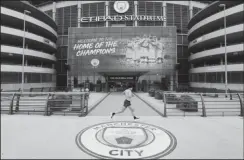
left=1, top=1, right=58, bottom=91
left=188, top=2, right=244, bottom=92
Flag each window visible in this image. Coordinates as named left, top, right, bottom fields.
left=1, top=72, right=20, bottom=84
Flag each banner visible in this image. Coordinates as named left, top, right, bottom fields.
left=68, top=27, right=177, bottom=75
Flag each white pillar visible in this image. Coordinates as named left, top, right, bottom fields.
left=52, top=2, right=56, bottom=20
left=189, top=1, right=193, bottom=19
left=25, top=45, right=28, bottom=66
left=78, top=1, right=81, bottom=27
left=162, top=1, right=166, bottom=26
left=105, top=1, right=109, bottom=27
left=134, top=1, right=138, bottom=26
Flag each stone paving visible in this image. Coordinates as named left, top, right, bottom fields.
left=1, top=92, right=243, bottom=159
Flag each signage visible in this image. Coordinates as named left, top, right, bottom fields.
left=114, top=1, right=129, bottom=13
left=91, top=59, right=100, bottom=67
left=79, top=15, right=166, bottom=23
left=75, top=121, right=177, bottom=159
left=68, top=26, right=177, bottom=75
left=109, top=76, right=135, bottom=80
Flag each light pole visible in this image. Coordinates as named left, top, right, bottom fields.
left=219, top=4, right=228, bottom=98
left=21, top=10, right=31, bottom=94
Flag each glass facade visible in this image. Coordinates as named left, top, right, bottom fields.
left=190, top=72, right=244, bottom=84
left=68, top=26, right=176, bottom=91
left=1, top=72, right=55, bottom=84
left=43, top=1, right=202, bottom=89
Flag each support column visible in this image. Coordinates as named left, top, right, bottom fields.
left=170, top=75, right=174, bottom=91
left=52, top=2, right=56, bottom=21
left=25, top=45, right=28, bottom=66
left=220, top=58, right=223, bottom=65
left=134, top=1, right=138, bottom=26
left=162, top=1, right=166, bottom=26
left=204, top=72, right=206, bottom=83
left=71, top=76, right=74, bottom=88
left=189, top=1, right=193, bottom=19
left=220, top=58, right=224, bottom=83
left=105, top=1, right=109, bottom=27
left=78, top=1, right=81, bottom=27
left=175, top=71, right=178, bottom=89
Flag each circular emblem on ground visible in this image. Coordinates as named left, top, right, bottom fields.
left=114, top=1, right=129, bottom=13
left=76, top=121, right=177, bottom=159
left=91, top=59, right=99, bottom=67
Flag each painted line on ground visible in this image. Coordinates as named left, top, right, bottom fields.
left=134, top=93, right=165, bottom=117
left=87, top=92, right=111, bottom=115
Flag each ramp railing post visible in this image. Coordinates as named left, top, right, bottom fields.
left=228, top=88, right=232, bottom=100
left=15, top=93, right=21, bottom=112
left=79, top=93, right=85, bottom=117
left=84, top=93, right=89, bottom=115
left=9, top=93, right=16, bottom=115
left=199, top=93, right=206, bottom=117
left=237, top=93, right=243, bottom=117
left=44, top=93, right=51, bottom=116
left=163, top=92, right=167, bottom=117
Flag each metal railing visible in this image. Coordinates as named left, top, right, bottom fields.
left=1, top=92, right=89, bottom=117
left=161, top=92, right=243, bottom=117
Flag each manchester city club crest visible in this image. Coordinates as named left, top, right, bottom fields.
left=114, top=1, right=129, bottom=13
left=91, top=59, right=100, bottom=67
left=76, top=121, right=177, bottom=159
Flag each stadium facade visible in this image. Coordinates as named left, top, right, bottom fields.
left=188, top=1, right=244, bottom=92
left=37, top=1, right=207, bottom=92
left=1, top=1, right=57, bottom=91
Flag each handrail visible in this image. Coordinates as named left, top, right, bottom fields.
left=236, top=93, right=243, bottom=117
left=199, top=93, right=206, bottom=117
left=9, top=93, right=16, bottom=115
left=1, top=91, right=90, bottom=117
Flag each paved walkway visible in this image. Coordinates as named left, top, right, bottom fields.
left=1, top=92, right=243, bottom=159
left=87, top=92, right=160, bottom=117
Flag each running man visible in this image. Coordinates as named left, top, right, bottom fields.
left=111, top=86, right=139, bottom=120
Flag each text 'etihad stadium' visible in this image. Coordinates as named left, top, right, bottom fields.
left=79, top=15, right=166, bottom=22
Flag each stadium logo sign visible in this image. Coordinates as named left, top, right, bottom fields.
left=76, top=121, right=177, bottom=159
left=114, top=1, right=129, bottom=13
left=91, top=59, right=100, bottom=67
left=79, top=15, right=166, bottom=23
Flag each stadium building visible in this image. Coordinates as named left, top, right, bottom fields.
left=1, top=1, right=57, bottom=91
left=188, top=1, right=244, bottom=92
left=36, top=1, right=208, bottom=92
